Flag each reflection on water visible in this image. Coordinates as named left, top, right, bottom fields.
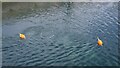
left=2, top=2, right=119, bottom=66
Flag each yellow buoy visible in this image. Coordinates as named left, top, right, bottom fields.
left=97, top=37, right=103, bottom=46
left=19, top=33, right=26, bottom=39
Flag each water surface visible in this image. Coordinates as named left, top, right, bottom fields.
left=2, top=2, right=119, bottom=66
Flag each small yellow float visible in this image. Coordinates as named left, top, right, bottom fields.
left=97, top=37, right=103, bottom=46
left=19, top=33, right=26, bottom=39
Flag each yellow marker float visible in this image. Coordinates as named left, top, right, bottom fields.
left=19, top=33, right=26, bottom=39
left=97, top=37, right=103, bottom=46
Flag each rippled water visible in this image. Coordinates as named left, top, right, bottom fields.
left=2, top=2, right=119, bottom=66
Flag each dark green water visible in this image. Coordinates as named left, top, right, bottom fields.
left=2, top=2, right=119, bottom=66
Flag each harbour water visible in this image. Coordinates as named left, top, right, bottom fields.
left=2, top=2, right=119, bottom=66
